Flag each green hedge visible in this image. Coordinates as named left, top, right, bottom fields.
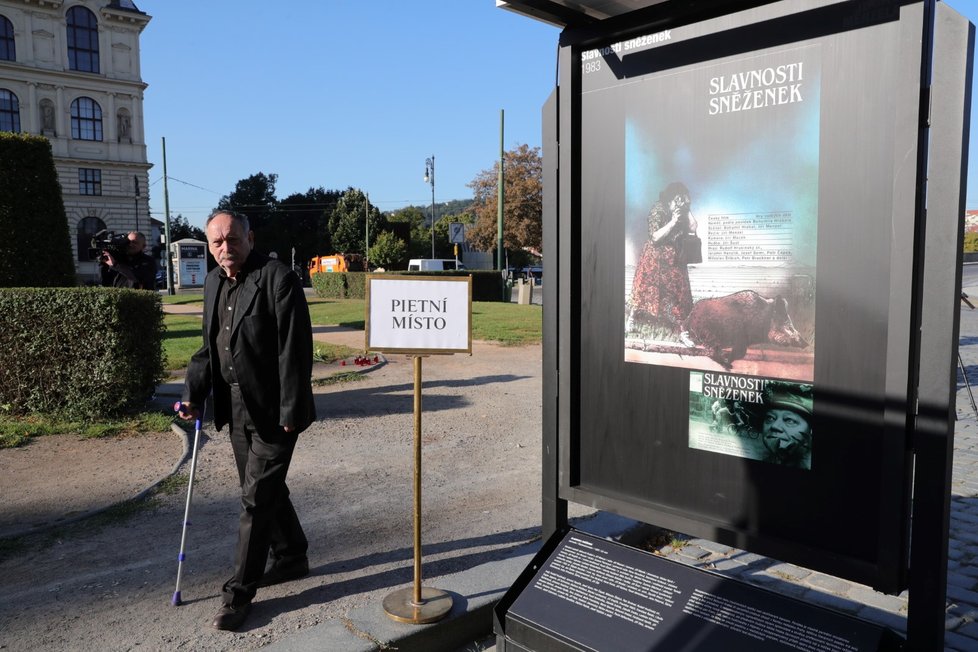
left=313, top=270, right=507, bottom=301
left=0, top=288, right=165, bottom=417
left=0, top=133, right=75, bottom=287
left=311, top=272, right=354, bottom=298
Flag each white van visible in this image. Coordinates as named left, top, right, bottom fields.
left=407, top=259, right=466, bottom=271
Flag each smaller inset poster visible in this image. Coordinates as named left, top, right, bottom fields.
left=688, top=371, right=813, bottom=470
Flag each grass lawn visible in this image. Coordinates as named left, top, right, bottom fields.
left=306, top=298, right=541, bottom=344
left=162, top=294, right=541, bottom=371
left=0, top=412, right=173, bottom=449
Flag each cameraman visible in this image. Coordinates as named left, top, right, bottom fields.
left=100, top=231, right=157, bottom=290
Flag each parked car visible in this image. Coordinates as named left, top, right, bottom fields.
left=407, top=259, right=466, bottom=271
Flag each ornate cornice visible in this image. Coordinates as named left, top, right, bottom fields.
left=9, top=0, right=64, bottom=9
left=101, top=5, right=151, bottom=29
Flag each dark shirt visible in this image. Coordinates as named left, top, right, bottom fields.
left=101, top=251, right=157, bottom=290
left=216, top=261, right=255, bottom=386
left=216, top=275, right=239, bottom=385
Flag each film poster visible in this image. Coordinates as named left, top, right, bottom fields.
left=613, top=41, right=820, bottom=468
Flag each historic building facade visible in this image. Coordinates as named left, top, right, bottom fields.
left=0, top=0, right=151, bottom=283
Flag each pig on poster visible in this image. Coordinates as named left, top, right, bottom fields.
left=366, top=276, right=472, bottom=354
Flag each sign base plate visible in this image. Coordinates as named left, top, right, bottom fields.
left=383, top=586, right=453, bottom=624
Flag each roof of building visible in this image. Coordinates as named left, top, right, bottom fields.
left=107, top=0, right=144, bottom=14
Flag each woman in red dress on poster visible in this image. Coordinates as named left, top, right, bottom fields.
left=628, top=181, right=698, bottom=338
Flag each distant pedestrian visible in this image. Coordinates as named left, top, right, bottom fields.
left=100, top=231, right=156, bottom=290
left=179, top=210, right=316, bottom=631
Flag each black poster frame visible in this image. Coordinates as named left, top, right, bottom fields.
left=542, top=0, right=971, bottom=617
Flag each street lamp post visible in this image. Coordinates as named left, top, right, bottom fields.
left=424, top=156, right=435, bottom=259
left=134, top=175, right=140, bottom=232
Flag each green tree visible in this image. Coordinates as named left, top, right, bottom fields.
left=467, top=143, right=543, bottom=265
left=168, top=214, right=205, bottom=242
left=965, top=231, right=978, bottom=253
left=328, top=188, right=384, bottom=254
left=369, top=231, right=408, bottom=269
left=389, top=206, right=430, bottom=259
left=0, top=133, right=75, bottom=286
left=279, top=187, right=342, bottom=268
left=216, top=172, right=281, bottom=254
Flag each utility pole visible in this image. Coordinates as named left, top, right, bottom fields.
left=365, top=191, right=370, bottom=268
left=425, top=157, right=435, bottom=259
left=162, top=137, right=174, bottom=295
left=134, top=175, right=140, bottom=232
left=497, top=110, right=505, bottom=271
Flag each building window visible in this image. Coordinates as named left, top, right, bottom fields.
left=0, top=89, right=20, bottom=133
left=0, top=15, right=13, bottom=61
left=70, top=97, right=102, bottom=140
left=79, top=168, right=101, bottom=196
left=67, top=6, right=99, bottom=73
left=77, top=216, right=106, bottom=262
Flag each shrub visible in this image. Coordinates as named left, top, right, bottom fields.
left=395, top=270, right=506, bottom=301
left=313, top=270, right=507, bottom=301
left=312, top=271, right=353, bottom=298
left=0, top=288, right=165, bottom=417
left=964, top=231, right=978, bottom=253
left=0, top=133, right=76, bottom=287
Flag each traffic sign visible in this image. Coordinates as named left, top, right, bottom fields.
left=449, top=222, right=466, bottom=244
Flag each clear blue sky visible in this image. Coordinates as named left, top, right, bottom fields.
left=139, top=1, right=560, bottom=229
left=139, top=1, right=978, bottom=231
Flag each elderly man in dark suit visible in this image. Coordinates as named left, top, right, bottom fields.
left=179, top=210, right=316, bottom=631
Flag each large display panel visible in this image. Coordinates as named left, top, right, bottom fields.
left=567, top=0, right=928, bottom=592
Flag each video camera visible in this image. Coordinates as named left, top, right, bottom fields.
left=89, top=230, right=130, bottom=263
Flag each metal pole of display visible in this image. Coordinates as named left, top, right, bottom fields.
left=383, top=355, right=453, bottom=624
left=906, top=2, right=971, bottom=649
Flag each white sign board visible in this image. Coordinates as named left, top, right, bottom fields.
left=179, top=259, right=206, bottom=287
left=366, top=275, right=472, bottom=354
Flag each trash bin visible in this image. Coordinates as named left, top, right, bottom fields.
left=517, top=278, right=533, bottom=305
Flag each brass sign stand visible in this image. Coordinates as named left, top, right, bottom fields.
left=382, top=355, right=453, bottom=624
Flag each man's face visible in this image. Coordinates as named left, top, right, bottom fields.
left=207, top=213, right=253, bottom=278
left=126, top=233, right=144, bottom=255
left=762, top=408, right=811, bottom=451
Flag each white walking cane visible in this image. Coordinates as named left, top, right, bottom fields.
left=171, top=402, right=203, bottom=606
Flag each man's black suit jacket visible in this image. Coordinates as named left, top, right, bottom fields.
left=182, top=251, right=316, bottom=434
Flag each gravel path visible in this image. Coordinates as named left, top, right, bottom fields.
left=0, top=339, right=569, bottom=651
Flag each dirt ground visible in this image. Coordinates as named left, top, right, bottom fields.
left=0, top=428, right=179, bottom=539
left=0, top=338, right=583, bottom=651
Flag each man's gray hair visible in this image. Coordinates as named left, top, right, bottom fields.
left=206, top=209, right=250, bottom=233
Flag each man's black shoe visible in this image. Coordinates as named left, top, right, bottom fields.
left=212, top=603, right=251, bottom=631
left=259, top=557, right=309, bottom=587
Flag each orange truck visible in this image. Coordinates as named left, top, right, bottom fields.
left=308, top=253, right=365, bottom=276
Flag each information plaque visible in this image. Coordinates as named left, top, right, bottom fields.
left=502, top=530, right=899, bottom=651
